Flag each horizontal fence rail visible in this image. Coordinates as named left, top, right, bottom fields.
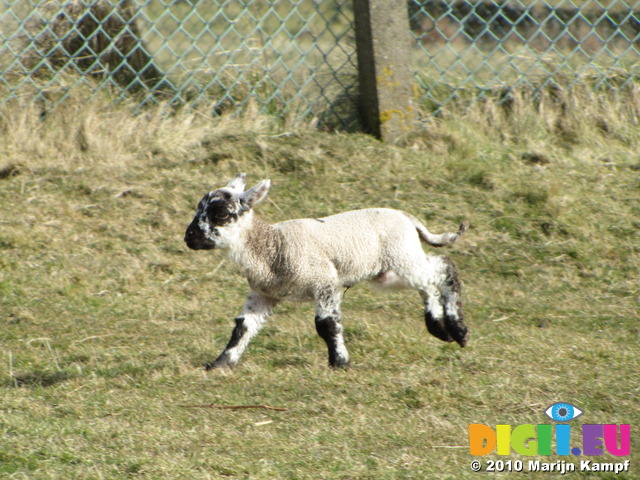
left=1, top=0, right=639, bottom=128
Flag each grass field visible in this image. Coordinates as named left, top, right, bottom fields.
left=0, top=85, right=638, bottom=479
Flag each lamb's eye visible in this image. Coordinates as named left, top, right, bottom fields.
left=211, top=210, right=228, bottom=220
left=207, top=204, right=232, bottom=224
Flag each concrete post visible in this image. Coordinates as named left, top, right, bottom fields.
left=353, top=0, right=417, bottom=142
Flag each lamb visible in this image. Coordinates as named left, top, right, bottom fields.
left=184, top=174, right=469, bottom=369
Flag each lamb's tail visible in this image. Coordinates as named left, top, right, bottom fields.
left=405, top=214, right=469, bottom=247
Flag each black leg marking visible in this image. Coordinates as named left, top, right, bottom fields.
left=315, top=316, right=350, bottom=368
left=225, top=316, right=248, bottom=350
left=444, top=256, right=462, bottom=293
left=443, top=256, right=469, bottom=347
left=425, top=311, right=453, bottom=343
left=444, top=310, right=468, bottom=347
left=205, top=317, right=247, bottom=370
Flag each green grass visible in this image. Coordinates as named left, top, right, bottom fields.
left=0, top=87, right=638, bottom=479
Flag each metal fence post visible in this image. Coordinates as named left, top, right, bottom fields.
left=353, top=0, right=417, bottom=142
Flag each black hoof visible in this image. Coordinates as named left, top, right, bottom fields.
left=426, top=312, right=453, bottom=342
left=444, top=315, right=469, bottom=347
left=329, top=359, right=351, bottom=369
left=204, top=356, right=236, bottom=370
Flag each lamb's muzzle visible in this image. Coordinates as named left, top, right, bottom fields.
left=184, top=218, right=215, bottom=250
left=185, top=174, right=470, bottom=369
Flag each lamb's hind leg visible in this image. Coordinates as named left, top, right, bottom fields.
left=315, top=287, right=350, bottom=368
left=440, top=256, right=468, bottom=347
left=421, top=284, right=454, bottom=343
left=205, top=291, right=277, bottom=370
left=396, top=255, right=468, bottom=347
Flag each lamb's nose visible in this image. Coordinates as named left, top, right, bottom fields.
left=185, top=218, right=199, bottom=239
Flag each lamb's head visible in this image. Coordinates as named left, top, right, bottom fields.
left=184, top=174, right=270, bottom=250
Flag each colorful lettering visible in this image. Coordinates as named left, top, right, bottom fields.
left=603, top=424, right=631, bottom=456
left=496, top=425, right=511, bottom=455
left=556, top=424, right=571, bottom=456
left=511, top=424, right=537, bottom=455
left=582, top=424, right=604, bottom=455
left=468, top=423, right=630, bottom=457
left=469, top=424, right=496, bottom=456
left=537, top=424, right=552, bottom=455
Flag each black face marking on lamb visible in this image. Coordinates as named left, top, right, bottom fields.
left=206, top=199, right=236, bottom=226
left=184, top=214, right=213, bottom=250
left=202, top=190, right=249, bottom=227
left=185, top=191, right=237, bottom=250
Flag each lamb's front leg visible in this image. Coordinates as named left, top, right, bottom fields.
left=314, top=288, right=350, bottom=368
left=205, top=291, right=277, bottom=370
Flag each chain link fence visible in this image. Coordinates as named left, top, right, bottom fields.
left=0, top=0, right=358, bottom=128
left=1, top=0, right=639, bottom=127
left=409, top=0, right=640, bottom=114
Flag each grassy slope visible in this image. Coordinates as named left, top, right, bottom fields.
left=0, top=91, right=638, bottom=479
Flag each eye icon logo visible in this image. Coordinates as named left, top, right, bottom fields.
left=545, top=402, right=583, bottom=422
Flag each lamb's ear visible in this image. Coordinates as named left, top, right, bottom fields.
left=241, top=179, right=271, bottom=208
left=226, top=173, right=247, bottom=192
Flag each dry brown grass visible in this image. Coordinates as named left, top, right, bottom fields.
left=7, top=0, right=168, bottom=94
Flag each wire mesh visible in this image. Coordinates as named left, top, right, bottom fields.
left=409, top=0, right=640, bottom=113
left=0, top=0, right=358, bottom=128
left=1, top=0, right=639, bottom=125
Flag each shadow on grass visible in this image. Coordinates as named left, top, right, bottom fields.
left=4, top=370, right=75, bottom=388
